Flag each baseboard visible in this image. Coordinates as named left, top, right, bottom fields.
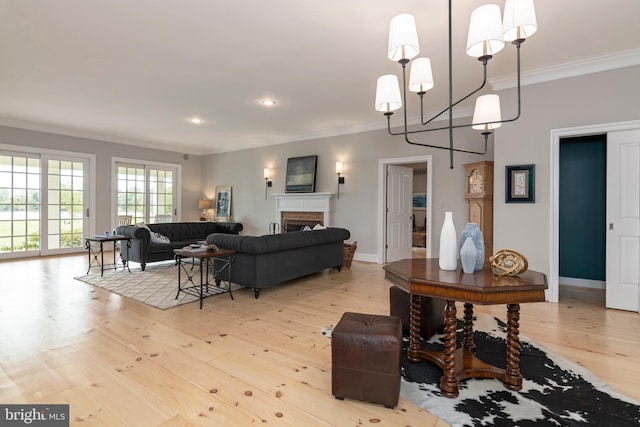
left=559, top=276, right=605, bottom=290
left=352, top=252, right=377, bottom=264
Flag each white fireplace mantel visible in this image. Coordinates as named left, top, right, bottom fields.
left=272, top=192, right=335, bottom=226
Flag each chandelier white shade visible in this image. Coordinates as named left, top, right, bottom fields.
left=375, top=75, right=402, bottom=112
left=466, top=4, right=505, bottom=58
left=472, top=94, right=502, bottom=131
left=387, top=13, right=420, bottom=62
left=503, top=0, right=538, bottom=42
left=409, top=58, right=434, bottom=93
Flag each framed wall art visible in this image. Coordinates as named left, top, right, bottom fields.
left=215, top=185, right=232, bottom=220
left=412, top=193, right=427, bottom=209
left=505, top=164, right=535, bottom=203
left=285, top=155, right=317, bottom=193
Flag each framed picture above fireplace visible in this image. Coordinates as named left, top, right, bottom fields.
left=285, top=155, right=317, bottom=193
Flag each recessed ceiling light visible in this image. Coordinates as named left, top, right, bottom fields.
left=188, top=117, right=204, bottom=124
left=261, top=99, right=276, bottom=106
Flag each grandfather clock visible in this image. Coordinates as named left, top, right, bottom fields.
left=463, top=161, right=494, bottom=265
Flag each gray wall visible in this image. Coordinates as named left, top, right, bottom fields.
left=493, top=65, right=640, bottom=274
left=202, top=122, right=493, bottom=260
left=0, top=126, right=203, bottom=234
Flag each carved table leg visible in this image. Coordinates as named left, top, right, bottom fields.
left=463, top=302, right=476, bottom=354
left=407, top=293, right=422, bottom=362
left=504, top=303, right=523, bottom=390
left=440, top=300, right=459, bottom=398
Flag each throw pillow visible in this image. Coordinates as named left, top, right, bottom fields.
left=313, top=224, right=326, bottom=230
left=136, top=222, right=151, bottom=231
left=302, top=225, right=312, bottom=231
left=150, top=232, right=170, bottom=244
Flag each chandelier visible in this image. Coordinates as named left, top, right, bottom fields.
left=374, top=0, right=537, bottom=168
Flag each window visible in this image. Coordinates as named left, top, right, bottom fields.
left=116, top=162, right=177, bottom=224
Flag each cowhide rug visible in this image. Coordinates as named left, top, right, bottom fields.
left=401, top=313, right=640, bottom=427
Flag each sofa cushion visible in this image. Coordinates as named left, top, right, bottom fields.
left=206, top=228, right=350, bottom=255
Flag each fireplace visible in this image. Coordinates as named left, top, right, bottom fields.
left=281, top=211, right=324, bottom=232
left=272, top=192, right=334, bottom=233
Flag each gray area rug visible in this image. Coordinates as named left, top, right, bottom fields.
left=74, top=260, right=241, bottom=309
left=400, top=313, right=640, bottom=426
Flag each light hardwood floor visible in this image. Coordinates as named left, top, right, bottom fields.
left=0, top=254, right=638, bottom=426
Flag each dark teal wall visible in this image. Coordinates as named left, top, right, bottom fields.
left=559, top=135, right=606, bottom=281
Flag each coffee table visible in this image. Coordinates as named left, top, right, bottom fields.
left=85, top=235, right=131, bottom=276
left=383, top=258, right=547, bottom=398
left=173, top=248, right=235, bottom=309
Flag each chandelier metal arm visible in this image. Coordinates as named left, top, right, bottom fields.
left=420, top=59, right=488, bottom=126
left=404, top=133, right=489, bottom=155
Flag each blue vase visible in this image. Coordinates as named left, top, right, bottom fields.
left=460, top=237, right=478, bottom=274
left=459, top=223, right=484, bottom=271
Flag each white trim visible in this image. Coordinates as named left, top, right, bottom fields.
left=491, top=49, right=640, bottom=90
left=378, top=155, right=433, bottom=264
left=549, top=119, right=640, bottom=303
left=111, top=156, right=183, bottom=227
left=271, top=192, right=335, bottom=226
left=353, top=252, right=378, bottom=263
left=559, top=277, right=605, bottom=290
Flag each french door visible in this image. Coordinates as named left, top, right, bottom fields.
left=115, top=162, right=176, bottom=224
left=0, top=150, right=90, bottom=258
left=42, top=157, right=90, bottom=255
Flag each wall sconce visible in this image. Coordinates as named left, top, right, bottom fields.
left=264, top=168, right=272, bottom=200
left=336, top=162, right=345, bottom=199
left=198, top=199, right=211, bottom=221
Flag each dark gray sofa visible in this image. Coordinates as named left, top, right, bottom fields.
left=205, top=227, right=350, bottom=298
left=116, top=222, right=243, bottom=270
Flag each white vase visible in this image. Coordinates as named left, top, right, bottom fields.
left=439, top=211, right=457, bottom=270
left=460, top=237, right=478, bottom=274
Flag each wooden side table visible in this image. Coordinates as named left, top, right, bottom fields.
left=85, top=235, right=131, bottom=276
left=384, top=258, right=547, bottom=398
left=173, top=248, right=236, bottom=309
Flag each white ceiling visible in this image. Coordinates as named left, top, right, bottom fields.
left=1, top=0, right=639, bottom=155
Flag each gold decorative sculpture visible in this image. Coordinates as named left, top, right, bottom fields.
left=490, top=249, right=528, bottom=276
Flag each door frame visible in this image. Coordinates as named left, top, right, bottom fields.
left=549, top=119, right=640, bottom=303
left=378, top=155, right=433, bottom=264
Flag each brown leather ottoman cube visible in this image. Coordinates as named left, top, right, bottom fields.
left=331, top=312, right=402, bottom=408
left=389, top=285, right=445, bottom=339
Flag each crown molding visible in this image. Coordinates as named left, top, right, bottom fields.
left=490, top=49, right=640, bottom=91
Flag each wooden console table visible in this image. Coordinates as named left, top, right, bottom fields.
left=383, top=258, right=547, bottom=398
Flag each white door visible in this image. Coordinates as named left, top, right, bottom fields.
left=386, top=165, right=413, bottom=262
left=606, top=129, right=640, bottom=311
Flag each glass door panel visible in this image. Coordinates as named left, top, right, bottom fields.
left=0, top=154, right=40, bottom=257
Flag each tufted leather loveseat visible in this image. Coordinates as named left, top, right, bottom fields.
left=116, top=221, right=243, bottom=270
